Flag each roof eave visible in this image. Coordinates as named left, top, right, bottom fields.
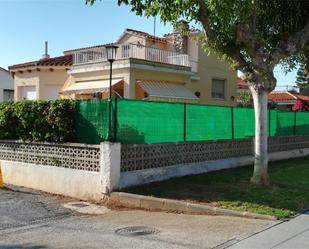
left=0, top=67, right=9, bottom=72
left=9, top=65, right=70, bottom=72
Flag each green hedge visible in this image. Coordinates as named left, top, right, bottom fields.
left=0, top=100, right=76, bottom=142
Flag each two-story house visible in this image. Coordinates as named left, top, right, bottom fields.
left=9, top=23, right=237, bottom=105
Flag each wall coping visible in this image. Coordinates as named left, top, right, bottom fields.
left=0, top=140, right=100, bottom=148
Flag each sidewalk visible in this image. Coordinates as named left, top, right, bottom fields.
left=228, top=212, right=309, bottom=249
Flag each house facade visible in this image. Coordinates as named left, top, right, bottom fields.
left=9, top=52, right=71, bottom=101
left=0, top=67, right=14, bottom=102
left=9, top=25, right=237, bottom=105
left=236, top=79, right=309, bottom=111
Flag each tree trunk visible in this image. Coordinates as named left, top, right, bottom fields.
left=250, top=87, right=270, bottom=185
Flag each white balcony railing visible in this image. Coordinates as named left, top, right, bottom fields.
left=73, top=43, right=192, bottom=68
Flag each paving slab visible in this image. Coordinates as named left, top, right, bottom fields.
left=228, top=212, right=309, bottom=249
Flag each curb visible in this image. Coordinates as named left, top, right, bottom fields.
left=110, top=192, right=277, bottom=221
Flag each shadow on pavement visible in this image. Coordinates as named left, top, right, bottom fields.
left=0, top=244, right=47, bottom=249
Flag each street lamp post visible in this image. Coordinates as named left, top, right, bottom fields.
left=105, top=44, right=118, bottom=142
left=105, top=44, right=119, bottom=99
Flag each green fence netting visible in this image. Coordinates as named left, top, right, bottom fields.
left=269, top=110, right=278, bottom=137
left=116, top=99, right=185, bottom=144
left=186, top=104, right=232, bottom=141
left=296, top=112, right=309, bottom=135
left=74, top=98, right=309, bottom=144
left=75, top=100, right=110, bottom=144
left=275, top=110, right=295, bottom=136
left=233, top=107, right=255, bottom=139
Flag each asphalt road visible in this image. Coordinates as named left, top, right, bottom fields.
left=0, top=186, right=274, bottom=249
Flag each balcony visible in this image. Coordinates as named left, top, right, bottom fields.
left=72, top=43, right=196, bottom=71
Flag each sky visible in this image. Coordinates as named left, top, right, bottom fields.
left=0, top=0, right=297, bottom=90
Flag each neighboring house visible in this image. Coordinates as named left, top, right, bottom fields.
left=9, top=42, right=72, bottom=101
left=9, top=24, right=237, bottom=105
left=268, top=91, right=309, bottom=111
left=236, top=77, right=309, bottom=111
left=0, top=67, right=14, bottom=102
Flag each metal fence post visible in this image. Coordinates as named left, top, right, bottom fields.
left=108, top=98, right=112, bottom=142
left=114, top=98, right=118, bottom=142
left=184, top=103, right=187, bottom=142
left=268, top=109, right=271, bottom=137
left=294, top=111, right=297, bottom=135
left=231, top=107, right=234, bottom=140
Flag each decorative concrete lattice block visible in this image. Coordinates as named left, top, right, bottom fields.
left=268, top=135, right=309, bottom=153
left=121, top=139, right=253, bottom=172
left=0, top=141, right=100, bottom=172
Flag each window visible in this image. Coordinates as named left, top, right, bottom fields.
left=3, top=89, right=14, bottom=102
left=20, top=86, right=36, bottom=100
left=212, top=79, right=226, bottom=99
left=122, top=44, right=130, bottom=58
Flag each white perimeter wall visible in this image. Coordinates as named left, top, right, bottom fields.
left=119, top=148, right=309, bottom=189
left=1, top=160, right=102, bottom=201
left=1, top=142, right=309, bottom=201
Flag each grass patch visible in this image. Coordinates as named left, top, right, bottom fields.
left=126, top=157, right=309, bottom=219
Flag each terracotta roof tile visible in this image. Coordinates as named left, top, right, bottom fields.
left=268, top=91, right=309, bottom=102
left=268, top=92, right=296, bottom=101
left=9, top=54, right=72, bottom=70
left=126, top=28, right=150, bottom=37
left=125, top=28, right=167, bottom=42
left=237, top=77, right=249, bottom=89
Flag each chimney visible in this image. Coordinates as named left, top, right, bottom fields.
left=173, top=21, right=189, bottom=54
left=42, top=41, right=50, bottom=59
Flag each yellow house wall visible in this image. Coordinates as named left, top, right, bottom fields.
left=65, top=54, right=236, bottom=106
left=67, top=59, right=236, bottom=106
left=188, top=36, right=199, bottom=64
left=129, top=55, right=236, bottom=107
left=14, top=69, right=69, bottom=101
left=64, top=68, right=131, bottom=99
left=14, top=71, right=40, bottom=100
left=130, top=68, right=192, bottom=99
left=125, top=34, right=236, bottom=106
left=118, top=34, right=173, bottom=54
left=145, top=38, right=172, bottom=51
left=38, top=69, right=69, bottom=100
left=194, top=45, right=237, bottom=106
left=117, top=33, right=146, bottom=46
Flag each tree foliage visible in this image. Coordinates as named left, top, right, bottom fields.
left=237, top=91, right=252, bottom=107
left=296, top=62, right=309, bottom=95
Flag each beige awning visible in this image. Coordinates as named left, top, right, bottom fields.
left=138, top=80, right=199, bottom=102
left=62, top=79, right=123, bottom=94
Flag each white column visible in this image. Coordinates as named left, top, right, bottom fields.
left=99, top=142, right=121, bottom=194
left=123, top=74, right=132, bottom=99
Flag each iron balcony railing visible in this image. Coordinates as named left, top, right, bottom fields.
left=73, top=43, right=194, bottom=70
